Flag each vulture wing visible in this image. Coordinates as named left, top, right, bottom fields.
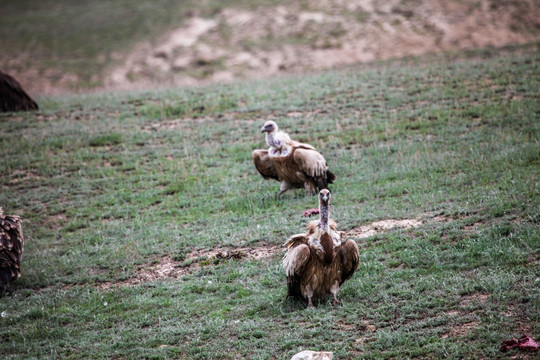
left=284, top=233, right=308, bottom=249
left=339, top=239, right=359, bottom=285
left=252, top=149, right=279, bottom=181
left=293, top=146, right=335, bottom=190
left=291, top=141, right=315, bottom=150
left=282, top=243, right=311, bottom=299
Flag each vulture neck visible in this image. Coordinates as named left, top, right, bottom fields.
left=319, top=200, right=333, bottom=264
left=319, top=200, right=330, bottom=233
left=265, top=131, right=280, bottom=150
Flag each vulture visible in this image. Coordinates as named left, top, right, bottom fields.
left=0, top=208, right=25, bottom=294
left=0, top=69, right=38, bottom=112
left=282, top=189, right=359, bottom=307
left=252, top=121, right=335, bottom=195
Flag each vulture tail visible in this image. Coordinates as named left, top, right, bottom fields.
left=327, top=170, right=336, bottom=184
left=312, top=170, right=336, bottom=191
left=314, top=178, right=326, bottom=191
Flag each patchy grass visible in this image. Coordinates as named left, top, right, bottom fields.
left=0, top=46, right=539, bottom=359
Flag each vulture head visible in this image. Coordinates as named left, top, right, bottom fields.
left=319, top=189, right=331, bottom=206
left=261, top=120, right=290, bottom=154
left=261, top=120, right=278, bottom=134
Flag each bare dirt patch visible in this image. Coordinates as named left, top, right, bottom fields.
left=7, top=169, right=42, bottom=186
left=102, top=0, right=540, bottom=93
left=8, top=0, right=538, bottom=95
left=442, top=321, right=479, bottom=338
left=336, top=320, right=356, bottom=331
left=346, top=219, right=423, bottom=239
left=142, top=119, right=186, bottom=132
left=187, top=245, right=282, bottom=262
left=354, top=320, right=377, bottom=346
left=98, top=244, right=282, bottom=289
left=460, top=293, right=490, bottom=306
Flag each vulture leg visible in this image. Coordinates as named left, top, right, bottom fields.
left=305, top=286, right=315, bottom=308
left=293, top=171, right=315, bottom=196
left=303, top=181, right=317, bottom=196
left=278, top=180, right=295, bottom=196
left=330, top=281, right=341, bottom=305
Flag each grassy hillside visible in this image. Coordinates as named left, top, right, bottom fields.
left=0, top=45, right=539, bottom=359
left=0, top=0, right=269, bottom=90
left=2, top=0, right=539, bottom=94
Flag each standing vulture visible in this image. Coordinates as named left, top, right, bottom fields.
left=0, top=208, right=25, bottom=294
left=0, top=69, right=38, bottom=112
left=252, top=121, right=335, bottom=195
left=282, top=189, right=359, bottom=307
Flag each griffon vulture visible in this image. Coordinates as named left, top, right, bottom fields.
left=0, top=208, right=25, bottom=294
left=282, top=190, right=359, bottom=307
left=252, top=121, right=335, bottom=195
left=0, top=69, right=38, bottom=112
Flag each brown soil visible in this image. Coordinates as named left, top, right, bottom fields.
left=98, top=244, right=282, bottom=289
left=8, top=0, right=540, bottom=95
left=104, top=0, right=540, bottom=93
left=443, top=321, right=479, bottom=338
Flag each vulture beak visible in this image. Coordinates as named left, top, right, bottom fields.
left=320, top=189, right=331, bottom=203
left=261, top=122, right=275, bottom=133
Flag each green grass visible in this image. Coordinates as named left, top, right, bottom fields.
left=0, top=45, right=539, bottom=359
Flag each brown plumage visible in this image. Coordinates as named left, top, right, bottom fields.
left=0, top=69, right=38, bottom=112
left=252, top=149, right=279, bottom=181
left=282, top=190, right=359, bottom=307
left=0, top=208, right=25, bottom=294
left=252, top=121, right=335, bottom=195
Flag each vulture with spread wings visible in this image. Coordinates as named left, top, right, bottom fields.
left=252, top=121, right=335, bottom=195
left=282, top=190, right=359, bottom=307
left=0, top=208, right=25, bottom=294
